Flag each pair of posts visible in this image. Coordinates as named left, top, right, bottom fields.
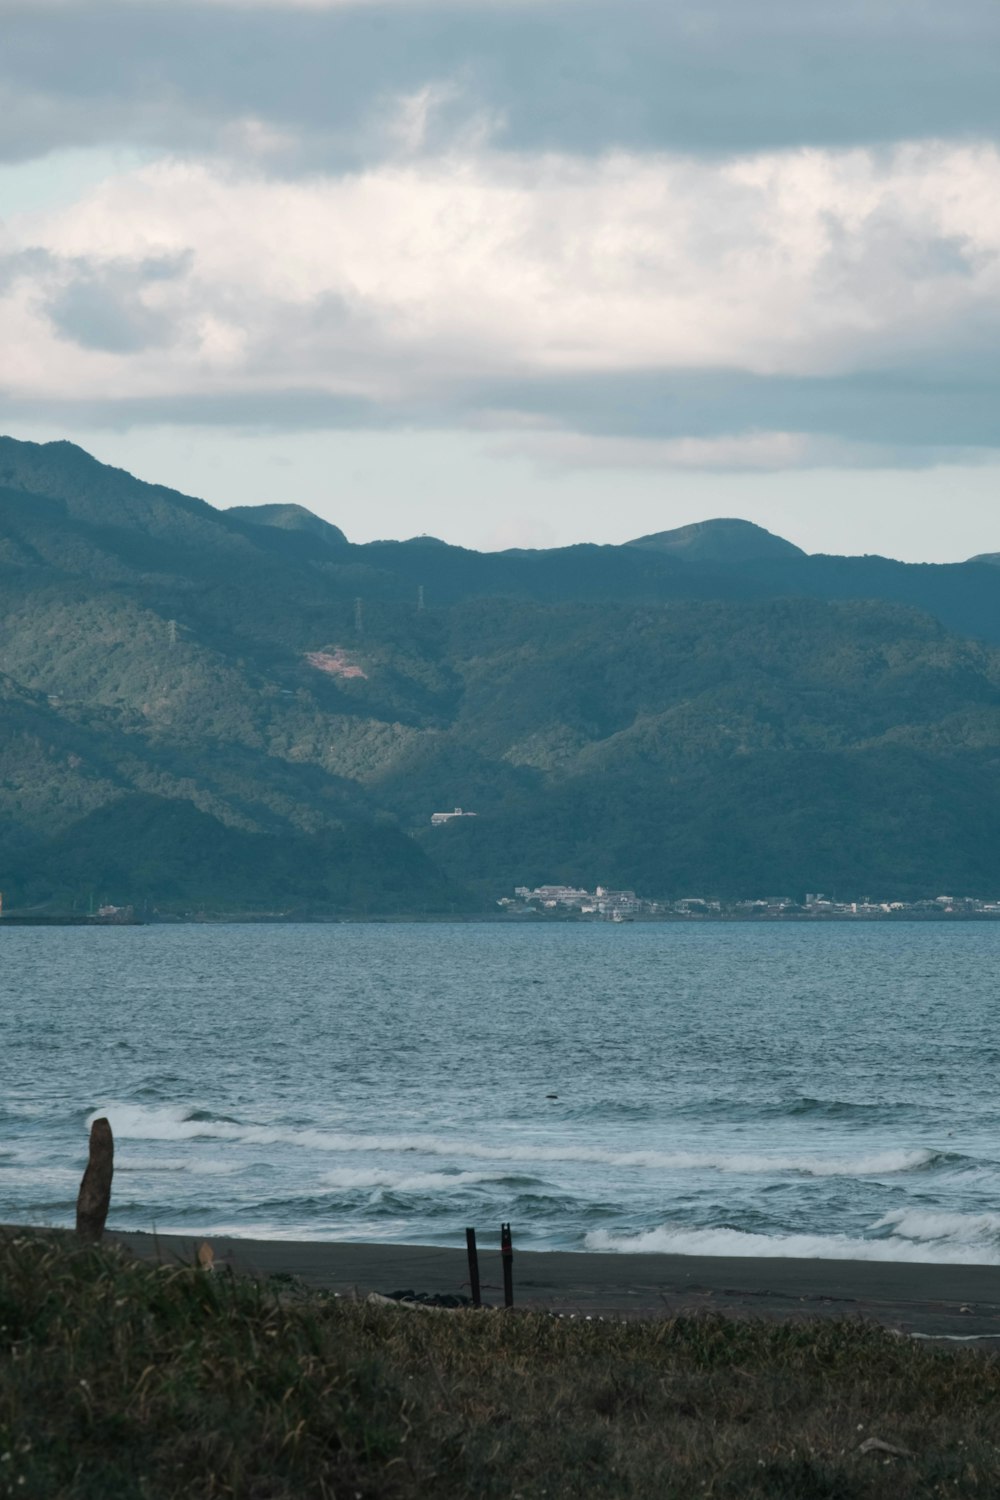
left=465, top=1223, right=514, bottom=1308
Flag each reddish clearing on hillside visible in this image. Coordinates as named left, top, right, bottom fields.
left=305, top=649, right=367, bottom=680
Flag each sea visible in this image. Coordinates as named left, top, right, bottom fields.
left=2, top=921, right=1000, bottom=1264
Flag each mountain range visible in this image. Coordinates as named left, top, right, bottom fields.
left=3, top=434, right=1000, bottom=914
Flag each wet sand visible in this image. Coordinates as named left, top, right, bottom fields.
left=104, top=1230, right=1000, bottom=1342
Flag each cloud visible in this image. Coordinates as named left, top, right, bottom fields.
left=2, top=138, right=999, bottom=473
left=8, top=357, right=1000, bottom=471
left=3, top=0, right=996, bottom=493
left=3, top=140, right=999, bottom=416
left=1, top=1, right=999, bottom=171
left=503, top=429, right=1000, bottom=474
left=44, top=251, right=191, bottom=353
left=507, top=431, right=841, bottom=472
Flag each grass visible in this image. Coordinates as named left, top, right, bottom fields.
left=2, top=1231, right=1000, bottom=1498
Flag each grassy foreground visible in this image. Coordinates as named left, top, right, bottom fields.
left=2, top=1233, right=1000, bottom=1498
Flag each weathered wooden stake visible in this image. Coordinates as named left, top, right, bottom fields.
left=76, top=1117, right=114, bottom=1242
left=500, top=1222, right=514, bottom=1309
left=465, top=1227, right=481, bottom=1307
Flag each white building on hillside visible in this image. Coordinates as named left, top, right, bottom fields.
left=430, top=807, right=478, bottom=825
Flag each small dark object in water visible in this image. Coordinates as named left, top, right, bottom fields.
left=546, top=1093, right=559, bottom=1099
left=76, top=1117, right=114, bottom=1242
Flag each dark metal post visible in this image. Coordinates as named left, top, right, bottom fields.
left=501, top=1222, right=513, bottom=1308
left=466, top=1227, right=481, bottom=1307
left=76, top=1117, right=114, bottom=1242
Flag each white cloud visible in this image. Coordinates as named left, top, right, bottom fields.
left=507, top=431, right=835, bottom=472
left=2, top=138, right=999, bottom=454
left=502, top=429, right=1000, bottom=474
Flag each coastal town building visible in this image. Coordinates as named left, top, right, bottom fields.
left=499, top=884, right=1000, bottom=920
left=595, top=886, right=640, bottom=915
left=430, top=807, right=478, bottom=826
left=513, top=884, right=591, bottom=908
left=508, top=884, right=647, bottom=917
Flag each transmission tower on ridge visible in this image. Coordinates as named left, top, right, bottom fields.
left=354, top=597, right=364, bottom=635
left=417, top=584, right=425, bottom=612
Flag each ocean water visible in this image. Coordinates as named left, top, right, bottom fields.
left=2, top=921, right=1000, bottom=1263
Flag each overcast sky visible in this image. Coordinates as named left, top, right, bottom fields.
left=2, top=0, right=999, bottom=559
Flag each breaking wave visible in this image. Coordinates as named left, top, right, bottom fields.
left=586, top=1213, right=1000, bottom=1266
left=89, top=1104, right=942, bottom=1180
left=872, top=1208, right=1000, bottom=1248
left=319, top=1168, right=545, bottom=1194
left=115, top=1157, right=243, bottom=1176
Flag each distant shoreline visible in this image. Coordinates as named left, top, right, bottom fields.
left=4, top=911, right=1000, bottom=928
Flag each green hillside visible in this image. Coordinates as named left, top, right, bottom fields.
left=2, top=435, right=1000, bottom=911
left=0, top=794, right=467, bottom=915
left=399, top=596, right=1000, bottom=900
left=626, top=517, right=805, bottom=563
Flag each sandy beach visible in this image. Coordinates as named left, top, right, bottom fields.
left=102, top=1229, right=1000, bottom=1342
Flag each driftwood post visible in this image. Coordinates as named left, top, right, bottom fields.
left=76, top=1117, right=114, bottom=1242
left=465, top=1227, right=481, bottom=1307
left=500, top=1222, right=514, bottom=1309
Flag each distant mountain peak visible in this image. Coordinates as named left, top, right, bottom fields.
left=225, top=503, right=348, bottom=548
left=625, top=518, right=805, bottom=564
left=0, top=434, right=173, bottom=500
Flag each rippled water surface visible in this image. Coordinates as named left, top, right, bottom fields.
left=3, top=921, right=1000, bottom=1261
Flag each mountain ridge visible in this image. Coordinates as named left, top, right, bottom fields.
left=625, top=517, right=806, bottom=563
left=7, top=437, right=996, bottom=572
left=3, top=434, right=1000, bottom=911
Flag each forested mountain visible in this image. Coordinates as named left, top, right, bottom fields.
left=2, top=434, right=1000, bottom=912
left=627, top=518, right=805, bottom=563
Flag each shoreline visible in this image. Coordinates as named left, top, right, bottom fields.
left=5, top=912, right=1000, bottom=926
left=96, top=1230, right=1000, bottom=1340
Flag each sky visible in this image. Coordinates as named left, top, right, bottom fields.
left=1, top=0, right=999, bottom=560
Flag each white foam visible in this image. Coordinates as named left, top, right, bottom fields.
left=133, top=1221, right=422, bottom=1245
left=1, top=1166, right=81, bottom=1188
left=872, top=1208, right=1000, bottom=1245
left=89, top=1105, right=937, bottom=1179
left=116, top=1157, right=241, bottom=1177
left=320, top=1167, right=525, bottom=1193
left=586, top=1221, right=1000, bottom=1265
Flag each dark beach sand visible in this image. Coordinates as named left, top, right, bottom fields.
left=98, top=1230, right=1000, bottom=1342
